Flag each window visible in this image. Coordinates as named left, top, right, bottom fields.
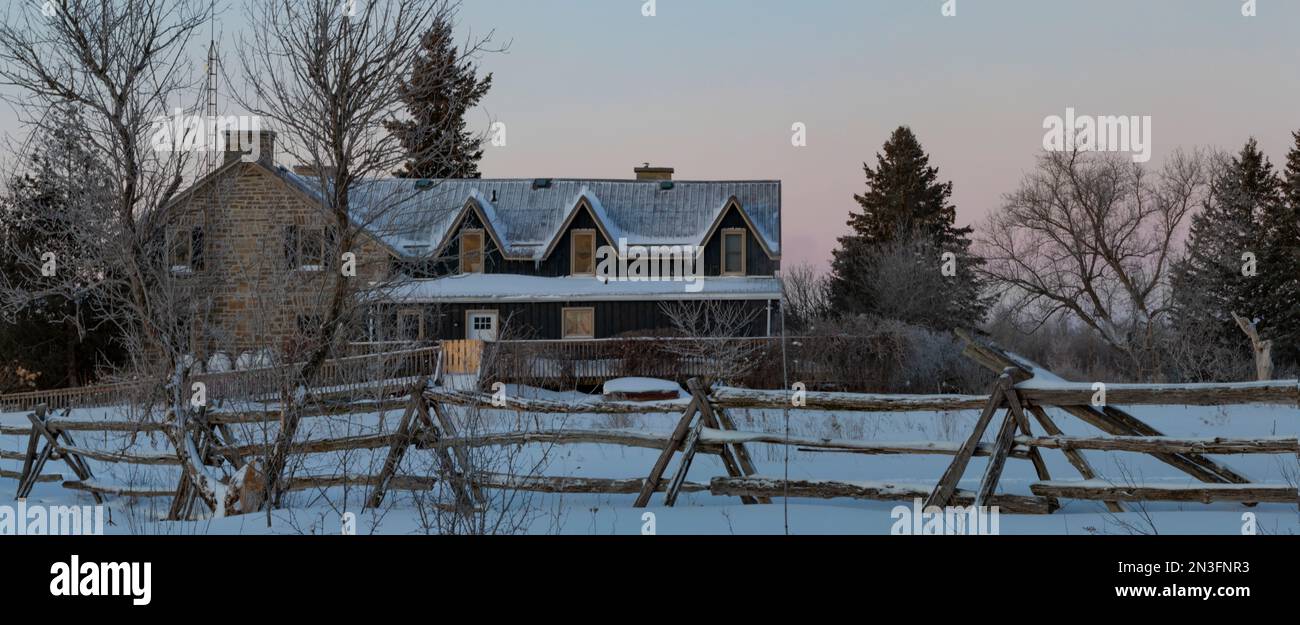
left=285, top=225, right=327, bottom=271
left=570, top=230, right=596, bottom=275
left=721, top=228, right=746, bottom=276
left=562, top=307, right=595, bottom=339
left=472, top=315, right=493, bottom=331
left=460, top=229, right=484, bottom=273
left=284, top=225, right=298, bottom=269
left=300, top=227, right=325, bottom=269
left=169, top=226, right=204, bottom=273
left=397, top=309, right=423, bottom=341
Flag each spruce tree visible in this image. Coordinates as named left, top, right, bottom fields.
left=829, top=126, right=989, bottom=329
left=386, top=16, right=493, bottom=179
left=1254, top=132, right=1300, bottom=366
left=1171, top=138, right=1285, bottom=371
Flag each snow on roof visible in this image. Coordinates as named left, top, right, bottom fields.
left=378, top=274, right=783, bottom=303
left=276, top=170, right=781, bottom=260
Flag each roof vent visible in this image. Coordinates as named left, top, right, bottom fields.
left=659, top=181, right=675, bottom=191
left=532, top=178, right=552, bottom=189
left=414, top=179, right=434, bottom=190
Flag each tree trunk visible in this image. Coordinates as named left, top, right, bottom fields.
left=1231, top=312, right=1273, bottom=381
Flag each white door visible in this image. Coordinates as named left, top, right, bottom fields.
left=466, top=310, right=498, bottom=341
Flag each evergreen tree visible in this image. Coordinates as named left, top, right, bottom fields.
left=1254, top=132, right=1300, bottom=365
left=385, top=16, right=493, bottom=179
left=1171, top=138, right=1286, bottom=371
left=0, top=106, right=123, bottom=388
left=829, top=126, right=989, bottom=329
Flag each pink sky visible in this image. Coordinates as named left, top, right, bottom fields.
left=458, top=0, right=1300, bottom=269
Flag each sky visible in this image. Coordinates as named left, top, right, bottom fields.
left=4, top=0, right=1299, bottom=269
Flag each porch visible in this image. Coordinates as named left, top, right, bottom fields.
left=443, top=337, right=831, bottom=389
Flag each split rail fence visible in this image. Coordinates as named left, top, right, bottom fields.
left=1, top=335, right=1297, bottom=517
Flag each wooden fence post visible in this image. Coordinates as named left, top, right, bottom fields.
left=927, top=375, right=1010, bottom=508
left=633, top=396, right=701, bottom=508
left=688, top=379, right=763, bottom=505
left=366, top=382, right=425, bottom=509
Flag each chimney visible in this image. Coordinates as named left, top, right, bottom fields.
left=292, top=164, right=338, bottom=179
left=223, top=130, right=276, bottom=167
left=634, top=163, right=674, bottom=181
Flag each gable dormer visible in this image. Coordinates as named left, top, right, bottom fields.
left=538, top=194, right=618, bottom=278
left=699, top=198, right=779, bottom=276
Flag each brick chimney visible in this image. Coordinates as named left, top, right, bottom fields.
left=634, top=163, right=674, bottom=181
left=223, top=130, right=276, bottom=167
left=292, top=164, right=338, bottom=179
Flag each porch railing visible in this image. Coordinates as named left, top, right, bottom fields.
left=481, top=337, right=822, bottom=387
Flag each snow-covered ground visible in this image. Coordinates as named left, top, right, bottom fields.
left=2, top=383, right=1296, bottom=535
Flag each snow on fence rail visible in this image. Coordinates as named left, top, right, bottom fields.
left=2, top=337, right=1297, bottom=520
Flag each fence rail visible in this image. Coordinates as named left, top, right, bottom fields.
left=2, top=334, right=1296, bottom=525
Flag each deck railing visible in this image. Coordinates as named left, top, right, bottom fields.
left=481, top=337, right=829, bottom=387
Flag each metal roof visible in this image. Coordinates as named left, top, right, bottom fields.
left=277, top=170, right=781, bottom=260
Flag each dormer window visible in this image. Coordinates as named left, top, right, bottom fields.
left=721, top=228, right=746, bottom=276
left=570, top=229, right=596, bottom=276
left=460, top=229, right=484, bottom=273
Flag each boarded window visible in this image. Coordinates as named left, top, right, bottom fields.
left=562, top=307, right=595, bottom=339
left=461, top=230, right=484, bottom=273
left=722, top=229, right=746, bottom=275
left=571, top=230, right=596, bottom=275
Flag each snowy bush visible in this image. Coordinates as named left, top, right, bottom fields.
left=207, top=352, right=233, bottom=373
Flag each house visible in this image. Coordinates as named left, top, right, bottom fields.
left=167, top=131, right=783, bottom=362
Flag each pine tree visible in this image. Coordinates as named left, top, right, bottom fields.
left=385, top=16, right=493, bottom=179
left=829, top=126, right=989, bottom=329
left=1171, top=138, right=1285, bottom=372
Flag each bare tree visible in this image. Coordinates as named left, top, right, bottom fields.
left=979, top=149, right=1212, bottom=379
left=658, top=300, right=763, bottom=384
left=780, top=262, right=829, bottom=330
left=231, top=0, right=499, bottom=507
left=849, top=233, right=973, bottom=330
left=0, top=0, right=226, bottom=507
left=1231, top=311, right=1273, bottom=381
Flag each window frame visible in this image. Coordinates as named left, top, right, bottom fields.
left=570, top=229, right=597, bottom=276
left=460, top=228, right=485, bottom=274
left=721, top=227, right=747, bottom=276
left=169, top=227, right=193, bottom=273
left=298, top=226, right=326, bottom=272
left=561, top=306, right=596, bottom=339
